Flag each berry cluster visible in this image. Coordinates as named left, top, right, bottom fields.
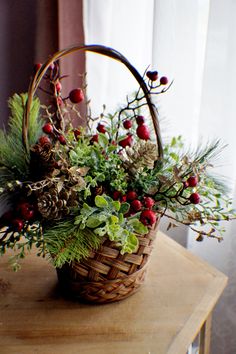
left=119, top=115, right=150, bottom=148
left=34, top=61, right=85, bottom=146
left=113, top=190, right=156, bottom=226
left=146, top=70, right=168, bottom=86
left=1, top=202, right=36, bottom=232
left=183, top=176, right=201, bottom=204
left=39, top=87, right=84, bottom=144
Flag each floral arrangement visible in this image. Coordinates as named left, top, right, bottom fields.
left=0, top=45, right=235, bottom=271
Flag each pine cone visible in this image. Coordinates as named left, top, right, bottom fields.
left=30, top=141, right=56, bottom=180
left=37, top=186, right=77, bottom=220
left=120, top=141, right=158, bottom=174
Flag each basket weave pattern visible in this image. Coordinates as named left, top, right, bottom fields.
left=57, top=226, right=158, bottom=303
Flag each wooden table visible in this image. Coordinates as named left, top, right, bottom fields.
left=0, top=231, right=227, bottom=354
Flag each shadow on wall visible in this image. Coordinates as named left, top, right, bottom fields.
left=0, top=0, right=37, bottom=129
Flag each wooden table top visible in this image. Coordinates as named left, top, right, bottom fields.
left=0, top=231, right=227, bottom=354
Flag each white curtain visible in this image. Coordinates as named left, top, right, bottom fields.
left=83, top=1, right=236, bottom=352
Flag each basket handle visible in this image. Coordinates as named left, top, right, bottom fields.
left=23, top=44, right=163, bottom=158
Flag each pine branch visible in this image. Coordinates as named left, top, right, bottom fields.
left=0, top=93, right=42, bottom=180
left=43, top=219, right=102, bottom=267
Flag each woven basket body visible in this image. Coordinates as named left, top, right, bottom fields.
left=56, top=225, right=158, bottom=303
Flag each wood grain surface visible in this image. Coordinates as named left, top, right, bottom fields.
left=0, top=231, right=227, bottom=354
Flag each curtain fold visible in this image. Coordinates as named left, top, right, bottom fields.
left=58, top=0, right=86, bottom=124
left=83, top=0, right=154, bottom=116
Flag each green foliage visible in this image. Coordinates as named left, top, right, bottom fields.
left=43, top=219, right=102, bottom=268
left=74, top=195, right=147, bottom=255
left=132, top=136, right=235, bottom=241
left=70, top=133, right=128, bottom=194
left=0, top=93, right=42, bottom=180
left=0, top=223, right=43, bottom=271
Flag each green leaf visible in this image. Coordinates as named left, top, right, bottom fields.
left=94, top=226, right=107, bottom=237
left=69, top=150, right=78, bottom=164
left=120, top=202, right=130, bottom=214
left=96, top=212, right=108, bottom=222
left=128, top=218, right=148, bottom=234
left=112, top=200, right=121, bottom=211
left=170, top=152, right=179, bottom=161
left=171, top=137, right=177, bottom=146
left=95, top=195, right=109, bottom=208
left=86, top=216, right=103, bottom=228
left=81, top=203, right=96, bottom=216
left=110, top=215, right=119, bottom=224
left=98, top=133, right=109, bottom=148
left=120, top=233, right=138, bottom=255
left=118, top=213, right=124, bottom=223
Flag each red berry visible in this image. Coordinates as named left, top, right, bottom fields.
left=74, top=129, right=81, bottom=140
left=126, top=191, right=137, bottom=201
left=131, top=199, right=142, bottom=212
left=42, top=123, right=53, bottom=134
left=187, top=176, right=198, bottom=187
left=26, top=209, right=34, bottom=220
left=136, top=116, right=145, bottom=125
left=143, top=197, right=155, bottom=209
left=183, top=181, right=189, bottom=189
left=90, top=134, right=99, bottom=143
left=55, top=81, right=62, bottom=92
left=113, top=191, right=122, bottom=200
left=123, top=120, right=132, bottom=129
left=189, top=193, right=201, bottom=204
left=119, top=135, right=133, bottom=148
left=140, top=210, right=157, bottom=226
left=12, top=219, right=24, bottom=232
left=69, top=88, right=84, bottom=104
left=97, top=123, right=106, bottom=134
left=146, top=71, right=158, bottom=81
left=38, top=136, right=51, bottom=145
left=121, top=195, right=127, bottom=203
left=56, top=97, right=63, bottom=106
left=160, top=76, right=168, bottom=85
left=136, top=125, right=150, bottom=140
left=17, top=203, right=35, bottom=220
left=33, top=63, right=42, bottom=73
left=58, top=135, right=66, bottom=145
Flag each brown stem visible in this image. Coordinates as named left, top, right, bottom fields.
left=156, top=210, right=223, bottom=241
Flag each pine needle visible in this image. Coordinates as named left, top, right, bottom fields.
left=43, top=219, right=102, bottom=268
left=0, top=93, right=42, bottom=180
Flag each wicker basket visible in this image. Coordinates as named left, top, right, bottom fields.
left=23, top=45, right=163, bottom=304
left=56, top=225, right=158, bottom=303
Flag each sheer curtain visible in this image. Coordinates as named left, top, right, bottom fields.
left=83, top=0, right=236, bottom=353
